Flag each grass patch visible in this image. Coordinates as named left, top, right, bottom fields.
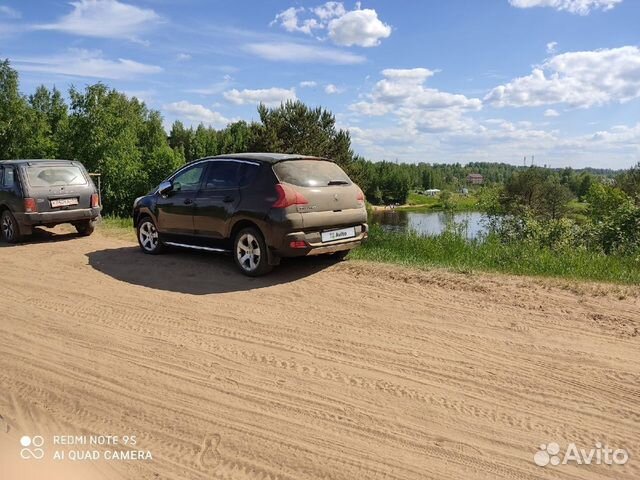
left=96, top=216, right=640, bottom=284
left=351, top=225, right=640, bottom=285
left=99, top=215, right=135, bottom=241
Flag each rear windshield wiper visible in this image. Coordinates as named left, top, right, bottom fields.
left=327, top=180, right=349, bottom=186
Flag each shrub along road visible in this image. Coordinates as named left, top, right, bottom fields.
left=0, top=228, right=638, bottom=480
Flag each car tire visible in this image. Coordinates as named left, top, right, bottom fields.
left=233, top=227, right=273, bottom=277
left=137, top=216, right=164, bottom=255
left=1, top=210, right=22, bottom=244
left=330, top=250, right=350, bottom=261
left=75, top=220, right=96, bottom=236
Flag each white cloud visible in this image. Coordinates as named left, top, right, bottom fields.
left=244, top=42, right=365, bottom=64
left=270, top=7, right=321, bottom=35
left=271, top=2, right=391, bottom=47
left=12, top=49, right=162, bottom=80
left=223, top=87, right=297, bottom=106
left=584, top=123, right=640, bottom=145
left=324, top=83, right=344, bottom=94
left=485, top=46, right=640, bottom=108
left=35, top=0, right=160, bottom=41
left=546, top=41, right=558, bottom=54
left=0, top=5, right=21, bottom=18
left=508, top=0, right=622, bottom=15
left=328, top=8, right=391, bottom=47
left=163, top=101, right=229, bottom=127
left=349, top=68, right=483, bottom=139
left=353, top=68, right=481, bottom=116
left=313, top=2, right=346, bottom=20
left=347, top=114, right=640, bottom=168
left=299, top=80, right=318, bottom=88
left=544, top=108, right=560, bottom=117
left=177, top=53, right=192, bottom=61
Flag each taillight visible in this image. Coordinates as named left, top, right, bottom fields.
left=91, top=193, right=100, bottom=208
left=24, top=198, right=37, bottom=213
left=272, top=184, right=308, bottom=208
left=289, top=240, right=308, bottom=249
left=356, top=188, right=365, bottom=202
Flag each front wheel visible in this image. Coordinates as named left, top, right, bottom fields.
left=1, top=210, right=22, bottom=243
left=137, top=217, right=164, bottom=254
left=233, top=227, right=273, bottom=276
left=75, top=220, right=96, bottom=236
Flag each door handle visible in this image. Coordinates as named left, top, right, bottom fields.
left=223, top=196, right=235, bottom=203
left=184, top=198, right=193, bottom=205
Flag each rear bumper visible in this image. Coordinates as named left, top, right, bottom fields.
left=17, top=207, right=102, bottom=227
left=274, top=223, right=368, bottom=257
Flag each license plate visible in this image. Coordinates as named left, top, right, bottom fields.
left=321, top=227, right=356, bottom=243
left=51, top=198, right=79, bottom=208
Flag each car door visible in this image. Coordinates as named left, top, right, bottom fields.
left=0, top=166, right=22, bottom=213
left=193, top=160, right=245, bottom=239
left=155, top=162, right=207, bottom=236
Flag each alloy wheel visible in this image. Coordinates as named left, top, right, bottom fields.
left=139, top=221, right=159, bottom=252
left=1, top=214, right=14, bottom=242
left=236, top=233, right=261, bottom=272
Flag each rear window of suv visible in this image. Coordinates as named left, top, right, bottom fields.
left=26, top=165, right=87, bottom=187
left=273, top=160, right=351, bottom=187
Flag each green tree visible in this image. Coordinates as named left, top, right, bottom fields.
left=539, top=177, right=573, bottom=220
left=0, top=60, right=31, bottom=159
left=27, top=85, right=69, bottom=158
left=616, top=163, right=640, bottom=203
left=140, top=111, right=184, bottom=187
left=502, top=167, right=549, bottom=212
left=253, top=100, right=354, bottom=168
left=585, top=183, right=632, bottom=221
left=439, top=190, right=454, bottom=210
left=66, top=84, right=176, bottom=215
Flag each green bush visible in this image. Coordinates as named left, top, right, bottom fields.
left=351, top=224, right=640, bottom=284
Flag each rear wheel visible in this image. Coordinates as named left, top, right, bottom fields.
left=1, top=210, right=22, bottom=243
left=75, top=220, right=95, bottom=236
left=233, top=227, right=272, bottom=276
left=137, top=216, right=164, bottom=254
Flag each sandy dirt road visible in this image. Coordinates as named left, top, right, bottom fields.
left=0, top=227, right=639, bottom=480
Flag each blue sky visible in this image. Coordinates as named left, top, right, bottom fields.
left=1, top=0, right=639, bottom=168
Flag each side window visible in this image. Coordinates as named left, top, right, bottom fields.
left=172, top=164, right=206, bottom=192
left=203, top=161, right=242, bottom=189
left=239, top=164, right=260, bottom=187
left=3, top=167, right=15, bottom=188
left=0, top=168, right=4, bottom=187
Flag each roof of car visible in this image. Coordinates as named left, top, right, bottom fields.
left=0, top=159, right=76, bottom=165
left=207, top=153, right=330, bottom=164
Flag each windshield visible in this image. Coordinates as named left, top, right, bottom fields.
left=26, top=165, right=87, bottom=187
left=273, top=160, right=352, bottom=187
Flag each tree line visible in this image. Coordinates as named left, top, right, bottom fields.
left=1, top=59, right=637, bottom=220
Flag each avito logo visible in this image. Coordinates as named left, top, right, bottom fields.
left=534, top=442, right=629, bottom=467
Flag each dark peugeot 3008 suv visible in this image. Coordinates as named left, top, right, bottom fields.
left=0, top=159, right=101, bottom=243
left=133, top=153, right=368, bottom=276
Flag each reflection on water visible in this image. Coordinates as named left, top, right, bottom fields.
left=371, top=210, right=492, bottom=239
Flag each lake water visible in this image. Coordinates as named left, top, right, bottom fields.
left=371, top=210, right=492, bottom=239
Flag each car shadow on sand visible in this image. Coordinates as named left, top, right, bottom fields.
left=0, top=227, right=82, bottom=247
left=86, top=246, right=337, bottom=295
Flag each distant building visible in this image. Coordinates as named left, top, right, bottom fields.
left=466, top=173, right=484, bottom=185
left=424, top=189, right=441, bottom=197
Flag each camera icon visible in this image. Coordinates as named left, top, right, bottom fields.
left=20, top=435, right=45, bottom=460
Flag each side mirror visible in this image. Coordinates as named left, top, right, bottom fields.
left=158, top=180, right=173, bottom=196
